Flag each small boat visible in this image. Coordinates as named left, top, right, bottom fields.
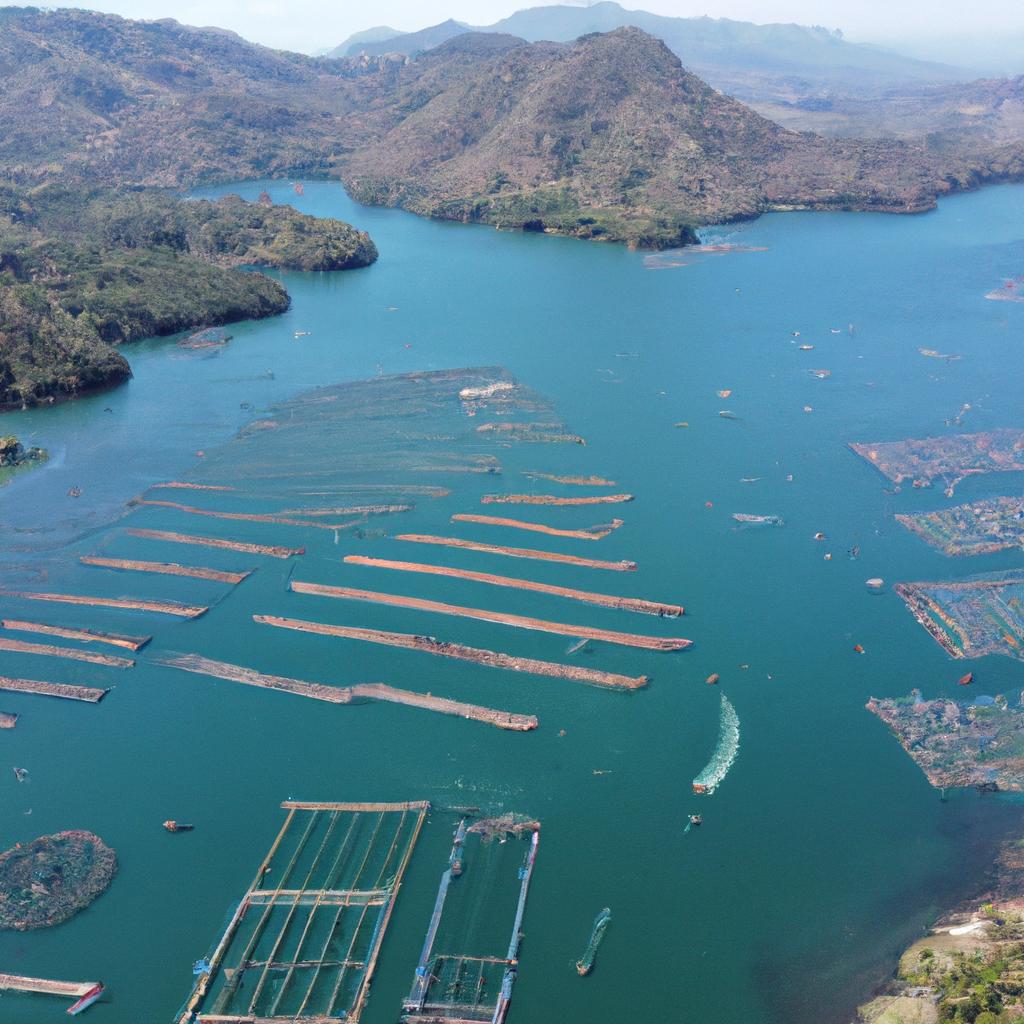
left=958, top=672, right=974, bottom=686
left=854, top=644, right=865, bottom=654
left=68, top=983, right=104, bottom=1015
left=294, top=182, right=305, bottom=195
left=705, top=673, right=720, bottom=685
left=293, top=330, right=312, bottom=338
left=163, top=820, right=194, bottom=833
left=688, top=814, right=703, bottom=826
left=692, top=782, right=708, bottom=794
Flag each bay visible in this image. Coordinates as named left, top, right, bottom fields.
left=1, top=179, right=1023, bottom=1023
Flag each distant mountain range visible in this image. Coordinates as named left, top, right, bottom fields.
left=328, top=0, right=970, bottom=110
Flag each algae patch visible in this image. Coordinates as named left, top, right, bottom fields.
left=0, top=830, right=117, bottom=930
left=0, top=435, right=47, bottom=486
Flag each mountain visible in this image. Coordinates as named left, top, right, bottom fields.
left=334, top=1, right=970, bottom=107
left=341, top=29, right=1016, bottom=247
left=343, top=19, right=468, bottom=58
left=749, top=74, right=1024, bottom=145
left=0, top=10, right=1019, bottom=251
left=327, top=25, right=402, bottom=58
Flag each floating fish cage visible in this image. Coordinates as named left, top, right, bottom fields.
left=177, top=800, right=428, bottom=1024
left=402, top=816, right=540, bottom=1024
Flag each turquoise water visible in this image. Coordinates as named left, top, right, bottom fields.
left=1, top=179, right=1023, bottom=1023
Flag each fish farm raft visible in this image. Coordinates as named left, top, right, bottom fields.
left=177, top=803, right=541, bottom=1024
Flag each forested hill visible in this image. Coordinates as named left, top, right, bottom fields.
left=0, top=186, right=377, bottom=409
left=2, top=9, right=1020, bottom=252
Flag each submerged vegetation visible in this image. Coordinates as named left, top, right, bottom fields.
left=0, top=434, right=47, bottom=484
left=0, top=185, right=377, bottom=409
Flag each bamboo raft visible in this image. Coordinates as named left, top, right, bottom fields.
left=451, top=514, right=623, bottom=540
left=289, top=581, right=690, bottom=651
left=395, top=534, right=637, bottom=571
left=277, top=504, right=412, bottom=517
left=156, top=654, right=537, bottom=730
left=0, top=974, right=101, bottom=997
left=0, top=675, right=108, bottom=703
left=80, top=557, right=252, bottom=585
left=1, top=619, right=151, bottom=650
left=152, top=482, right=236, bottom=491
left=0, top=589, right=208, bottom=619
left=481, top=494, right=634, bottom=506
left=255, top=616, right=648, bottom=689
left=134, top=499, right=365, bottom=531
left=524, top=473, right=617, bottom=487
left=126, top=528, right=304, bottom=559
left=342, top=556, right=682, bottom=617
left=0, top=637, right=134, bottom=668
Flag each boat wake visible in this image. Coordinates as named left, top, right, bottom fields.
left=693, top=694, right=740, bottom=795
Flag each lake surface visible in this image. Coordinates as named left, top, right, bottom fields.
left=1, top=179, right=1023, bottom=1024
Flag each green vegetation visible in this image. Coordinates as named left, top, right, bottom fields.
left=0, top=830, right=117, bottom=930
left=0, top=433, right=47, bottom=484
left=0, top=185, right=377, bottom=408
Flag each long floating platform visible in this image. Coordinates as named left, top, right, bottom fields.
left=481, top=494, right=634, bottom=506
left=126, top=528, right=303, bottom=559
left=289, top=581, right=690, bottom=651
left=0, top=675, right=108, bottom=703
left=80, top=556, right=252, bottom=585
left=0, top=589, right=208, bottom=619
left=157, top=654, right=538, bottom=730
left=0, top=636, right=134, bottom=668
left=277, top=504, right=412, bottom=517
left=133, top=499, right=362, bottom=531
left=342, top=556, right=682, bottom=617
left=451, top=513, right=623, bottom=540
left=1, top=618, right=151, bottom=651
left=255, top=615, right=648, bottom=689
left=151, top=481, right=236, bottom=491
left=0, top=973, right=101, bottom=997
left=395, top=534, right=637, bottom=572
left=524, top=473, right=616, bottom=487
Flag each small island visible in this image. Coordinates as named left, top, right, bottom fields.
left=0, top=830, right=117, bottom=930
left=0, top=434, right=47, bottom=484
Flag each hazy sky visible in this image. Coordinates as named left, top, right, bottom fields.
left=9, top=0, right=1023, bottom=54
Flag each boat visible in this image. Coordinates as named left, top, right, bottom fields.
left=692, top=782, right=708, bottom=794
left=732, top=513, right=784, bottom=526
left=294, top=182, right=305, bottom=195
left=163, top=820, right=194, bottom=832
left=67, top=983, right=104, bottom=1015
left=958, top=672, right=974, bottom=686
left=705, top=673, right=720, bottom=685
left=688, top=814, right=703, bottom=826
